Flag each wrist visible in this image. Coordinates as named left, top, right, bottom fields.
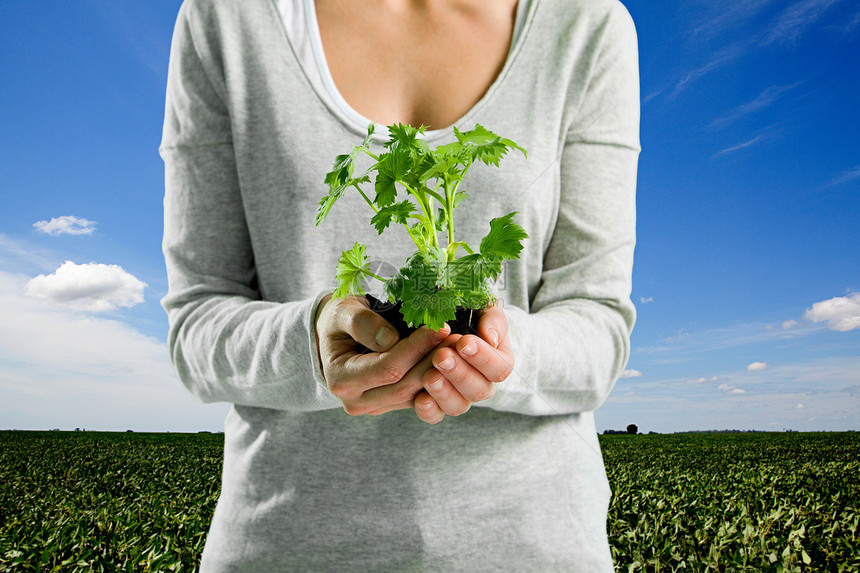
left=314, top=293, right=333, bottom=380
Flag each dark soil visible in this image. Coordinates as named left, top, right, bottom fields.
left=358, top=294, right=480, bottom=353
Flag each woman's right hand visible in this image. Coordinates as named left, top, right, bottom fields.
left=314, top=294, right=450, bottom=416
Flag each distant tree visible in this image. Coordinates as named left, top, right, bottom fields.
left=626, top=424, right=638, bottom=435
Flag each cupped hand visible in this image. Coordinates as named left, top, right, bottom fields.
left=412, top=304, right=514, bottom=424
left=315, top=294, right=450, bottom=416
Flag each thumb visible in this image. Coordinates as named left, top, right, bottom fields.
left=329, top=295, right=401, bottom=352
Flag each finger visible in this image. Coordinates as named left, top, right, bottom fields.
left=432, top=346, right=496, bottom=404
left=477, top=303, right=509, bottom=349
left=353, top=324, right=452, bottom=393
left=327, top=295, right=401, bottom=353
left=422, top=367, right=472, bottom=416
left=365, top=401, right=414, bottom=416
left=455, top=334, right=514, bottom=384
left=413, top=390, right=445, bottom=424
left=330, top=327, right=454, bottom=414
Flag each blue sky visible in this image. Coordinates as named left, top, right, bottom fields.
left=1, top=0, right=857, bottom=433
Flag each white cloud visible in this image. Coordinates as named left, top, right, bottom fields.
left=795, top=403, right=805, bottom=409
left=747, top=361, right=769, bottom=371
left=33, top=216, right=97, bottom=236
left=25, top=260, right=146, bottom=312
left=621, top=369, right=643, bottom=378
left=639, top=297, right=654, bottom=304
left=782, top=320, right=798, bottom=329
left=688, top=376, right=719, bottom=384
left=599, top=357, right=860, bottom=433
left=0, top=271, right=226, bottom=431
left=804, top=293, right=860, bottom=332
left=717, top=382, right=747, bottom=394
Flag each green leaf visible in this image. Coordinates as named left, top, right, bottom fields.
left=439, top=253, right=502, bottom=290
left=370, top=200, right=417, bottom=234
left=315, top=174, right=371, bottom=226
left=333, top=242, right=370, bottom=299
left=454, top=124, right=495, bottom=145
left=361, top=122, right=377, bottom=147
left=374, top=171, right=397, bottom=207
left=407, top=221, right=431, bottom=249
left=418, top=154, right=458, bottom=185
left=479, top=212, right=529, bottom=261
left=434, top=208, right=447, bottom=232
left=374, top=148, right=412, bottom=206
left=459, top=285, right=494, bottom=310
left=324, top=153, right=354, bottom=188
left=384, top=252, right=456, bottom=329
left=453, top=124, right=527, bottom=166
left=401, top=289, right=458, bottom=330
left=385, top=123, right=426, bottom=151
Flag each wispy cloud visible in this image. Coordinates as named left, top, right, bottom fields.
left=764, top=0, right=848, bottom=46
left=88, top=0, right=172, bottom=79
left=712, top=134, right=767, bottom=158
left=829, top=10, right=860, bottom=36
left=669, top=42, right=749, bottom=99
left=33, top=215, right=96, bottom=236
left=710, top=83, right=803, bottom=129
left=638, top=316, right=822, bottom=358
left=691, top=0, right=784, bottom=40
left=0, top=234, right=58, bottom=273
left=667, top=0, right=852, bottom=99
left=826, top=165, right=860, bottom=187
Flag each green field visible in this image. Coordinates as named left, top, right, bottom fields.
left=1, top=431, right=857, bottom=572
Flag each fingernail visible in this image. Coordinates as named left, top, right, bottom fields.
left=437, top=356, right=455, bottom=371
left=427, top=374, right=443, bottom=391
left=488, top=328, right=499, bottom=348
left=432, top=326, right=449, bottom=342
left=460, top=341, right=477, bottom=356
left=375, top=327, right=396, bottom=348
left=418, top=398, right=435, bottom=410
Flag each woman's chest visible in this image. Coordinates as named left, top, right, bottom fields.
left=314, top=0, right=519, bottom=129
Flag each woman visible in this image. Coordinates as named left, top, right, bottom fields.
left=161, top=0, right=639, bottom=570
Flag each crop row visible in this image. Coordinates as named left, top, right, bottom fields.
left=1, top=431, right=857, bottom=571
left=603, top=432, right=859, bottom=572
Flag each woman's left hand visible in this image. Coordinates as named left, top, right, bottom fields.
left=412, top=304, right=514, bottom=424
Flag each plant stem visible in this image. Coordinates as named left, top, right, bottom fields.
left=355, top=186, right=378, bottom=213
left=362, top=269, right=386, bottom=283
left=444, top=178, right=457, bottom=259
left=359, top=147, right=379, bottom=162
left=404, top=184, right=438, bottom=249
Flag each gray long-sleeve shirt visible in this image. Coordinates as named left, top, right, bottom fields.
left=161, top=0, right=640, bottom=570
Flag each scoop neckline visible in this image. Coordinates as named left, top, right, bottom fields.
left=299, top=0, right=537, bottom=143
